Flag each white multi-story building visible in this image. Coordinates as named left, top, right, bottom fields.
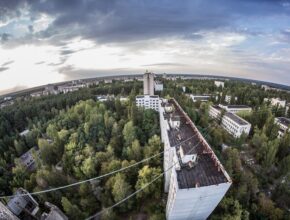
left=275, top=117, right=290, bottom=138
left=0, top=202, right=19, bottom=220
left=214, top=81, right=224, bottom=88
left=190, top=95, right=211, bottom=103
left=154, top=81, right=164, bottom=91
left=160, top=99, right=232, bottom=220
left=209, top=105, right=251, bottom=138
left=218, top=104, right=252, bottom=114
left=222, top=112, right=251, bottom=138
left=225, top=95, right=232, bottom=103
left=136, top=95, right=160, bottom=111
left=264, top=98, right=286, bottom=108
left=143, top=71, right=154, bottom=95
left=209, top=105, right=222, bottom=119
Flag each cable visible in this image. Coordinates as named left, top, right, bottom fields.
left=85, top=132, right=209, bottom=220
left=0, top=126, right=211, bottom=200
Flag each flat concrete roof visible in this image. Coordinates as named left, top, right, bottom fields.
left=164, top=100, right=229, bottom=189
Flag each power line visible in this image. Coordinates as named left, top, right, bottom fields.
left=0, top=126, right=210, bottom=200
left=85, top=132, right=209, bottom=220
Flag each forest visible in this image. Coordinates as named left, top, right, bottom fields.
left=0, top=78, right=289, bottom=219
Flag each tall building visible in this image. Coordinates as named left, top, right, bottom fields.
left=136, top=71, right=159, bottom=111
left=143, top=71, right=154, bottom=95
left=0, top=202, right=19, bottom=220
left=160, top=99, right=232, bottom=220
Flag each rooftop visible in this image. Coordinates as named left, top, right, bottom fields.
left=163, top=99, right=230, bottom=189
left=276, top=117, right=290, bottom=127
left=224, top=112, right=249, bottom=126
left=136, top=95, right=159, bottom=98
left=226, top=105, right=251, bottom=109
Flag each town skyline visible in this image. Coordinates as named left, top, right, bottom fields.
left=0, top=0, right=290, bottom=95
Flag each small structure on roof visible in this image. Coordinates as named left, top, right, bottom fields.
left=41, top=202, right=68, bottom=220
left=7, top=188, right=39, bottom=219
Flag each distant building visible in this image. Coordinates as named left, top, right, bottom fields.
left=7, top=188, right=39, bottom=219
left=4, top=96, right=12, bottom=101
left=264, top=98, right=286, bottom=108
left=275, top=117, right=290, bottom=138
left=0, top=202, right=19, bottom=220
left=182, top=86, right=186, bottom=93
left=58, top=85, right=85, bottom=94
left=41, top=202, right=68, bottom=220
left=209, top=105, right=222, bottom=119
left=143, top=71, right=154, bottom=95
left=225, top=95, right=232, bottom=103
left=222, top=112, right=251, bottom=138
left=30, top=91, right=43, bottom=98
left=160, top=99, right=231, bottom=220
left=43, top=85, right=59, bottom=96
left=19, top=147, right=39, bottom=172
left=190, top=95, right=211, bottom=102
left=154, top=81, right=164, bottom=92
left=136, top=95, right=160, bottom=111
left=214, top=81, right=224, bottom=88
left=19, top=129, right=30, bottom=137
left=218, top=104, right=252, bottom=114
left=209, top=105, right=251, bottom=138
left=104, top=79, right=113, bottom=84
left=0, top=100, right=14, bottom=109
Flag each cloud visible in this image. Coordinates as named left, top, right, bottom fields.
left=1, top=60, right=14, bottom=66
left=0, top=67, right=9, bottom=72
left=0, top=33, right=11, bottom=43
left=1, top=0, right=288, bottom=47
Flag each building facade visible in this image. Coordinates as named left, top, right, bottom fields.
left=190, top=95, right=211, bottom=102
left=214, top=81, right=224, bottom=88
left=136, top=95, right=160, bottom=111
left=275, top=117, right=290, bottom=138
left=143, top=71, right=154, bottom=95
left=218, top=104, right=252, bottom=114
left=160, top=99, right=232, bottom=220
left=154, top=81, right=164, bottom=91
left=209, top=105, right=251, bottom=138
left=221, top=112, right=251, bottom=138
left=264, top=98, right=286, bottom=108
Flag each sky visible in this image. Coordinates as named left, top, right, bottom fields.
left=0, top=0, right=290, bottom=95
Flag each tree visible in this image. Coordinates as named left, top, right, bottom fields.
left=81, top=156, right=97, bottom=178
left=143, top=135, right=162, bottom=166
left=38, top=139, right=58, bottom=166
left=126, top=139, right=142, bottom=161
left=257, top=193, right=284, bottom=220
left=211, top=197, right=243, bottom=220
left=11, top=163, right=29, bottom=188
left=112, top=173, right=133, bottom=211
left=61, top=197, right=84, bottom=220
left=122, top=121, right=137, bottom=146
left=135, top=165, right=162, bottom=200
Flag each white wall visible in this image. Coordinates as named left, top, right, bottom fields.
left=166, top=170, right=231, bottom=220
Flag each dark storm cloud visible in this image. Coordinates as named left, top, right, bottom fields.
left=0, top=33, right=11, bottom=43
left=1, top=0, right=289, bottom=45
